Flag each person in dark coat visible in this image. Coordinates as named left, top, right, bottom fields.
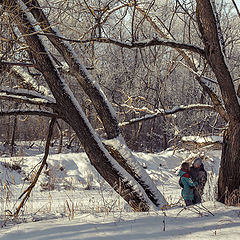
left=190, top=158, right=207, bottom=204
left=179, top=162, right=198, bottom=206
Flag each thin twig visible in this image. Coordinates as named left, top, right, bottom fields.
left=231, top=0, right=240, bottom=20
left=14, top=117, right=56, bottom=217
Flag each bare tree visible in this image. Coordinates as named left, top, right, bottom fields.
left=0, top=0, right=167, bottom=212
left=196, top=0, right=240, bottom=205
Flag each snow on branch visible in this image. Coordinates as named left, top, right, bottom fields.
left=120, top=104, right=214, bottom=127
left=103, top=135, right=168, bottom=207
left=178, top=61, right=219, bottom=94
left=182, top=135, right=223, bottom=144
left=20, top=0, right=120, bottom=138
left=11, top=66, right=52, bottom=97
left=0, top=86, right=55, bottom=102
left=0, top=87, right=56, bottom=107
left=0, top=92, right=56, bottom=108
left=119, top=104, right=156, bottom=115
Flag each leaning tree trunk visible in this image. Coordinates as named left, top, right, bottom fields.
left=196, top=0, right=240, bottom=205
left=3, top=0, right=166, bottom=211
left=22, top=0, right=119, bottom=140
left=17, top=0, right=166, bottom=208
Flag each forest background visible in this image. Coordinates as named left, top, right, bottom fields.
left=0, top=0, right=240, bottom=213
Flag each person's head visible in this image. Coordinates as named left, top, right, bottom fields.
left=181, top=162, right=190, bottom=171
left=193, top=158, right=202, bottom=168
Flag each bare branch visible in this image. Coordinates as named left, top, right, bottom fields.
left=0, top=110, right=58, bottom=118
left=85, top=37, right=205, bottom=56
left=0, top=92, right=56, bottom=108
left=14, top=117, right=56, bottom=217
left=0, top=87, right=55, bottom=103
left=0, top=61, right=35, bottom=67
left=120, top=104, right=215, bottom=127
left=36, top=34, right=206, bottom=56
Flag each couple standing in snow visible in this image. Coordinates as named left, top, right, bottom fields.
left=179, top=158, right=207, bottom=206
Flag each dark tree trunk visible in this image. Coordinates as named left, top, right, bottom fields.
left=218, top=123, right=240, bottom=205
left=196, top=0, right=240, bottom=205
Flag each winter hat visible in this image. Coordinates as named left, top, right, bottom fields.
left=193, top=157, right=202, bottom=166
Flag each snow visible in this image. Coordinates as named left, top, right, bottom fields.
left=11, top=66, right=52, bottom=97
left=120, top=104, right=213, bottom=127
left=0, top=92, right=55, bottom=106
left=181, top=135, right=223, bottom=144
left=1, top=142, right=240, bottom=239
left=103, top=135, right=167, bottom=206
left=1, top=203, right=240, bottom=240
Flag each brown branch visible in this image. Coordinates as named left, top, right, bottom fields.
left=14, top=117, right=56, bottom=217
left=196, top=76, right=229, bottom=122
left=87, top=38, right=205, bottom=55
left=0, top=61, right=35, bottom=67
left=36, top=34, right=206, bottom=56
left=0, top=110, right=58, bottom=118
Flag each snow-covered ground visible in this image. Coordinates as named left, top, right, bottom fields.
left=0, top=142, right=240, bottom=239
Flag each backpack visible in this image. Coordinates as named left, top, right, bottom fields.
left=179, top=177, right=184, bottom=188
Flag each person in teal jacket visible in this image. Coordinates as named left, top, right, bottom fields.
left=179, top=162, right=198, bottom=206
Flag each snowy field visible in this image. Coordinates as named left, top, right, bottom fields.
left=0, top=142, right=240, bottom=239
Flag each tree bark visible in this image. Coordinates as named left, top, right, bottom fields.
left=218, top=123, right=240, bottom=205
left=196, top=0, right=240, bottom=205
left=196, top=0, right=240, bottom=122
